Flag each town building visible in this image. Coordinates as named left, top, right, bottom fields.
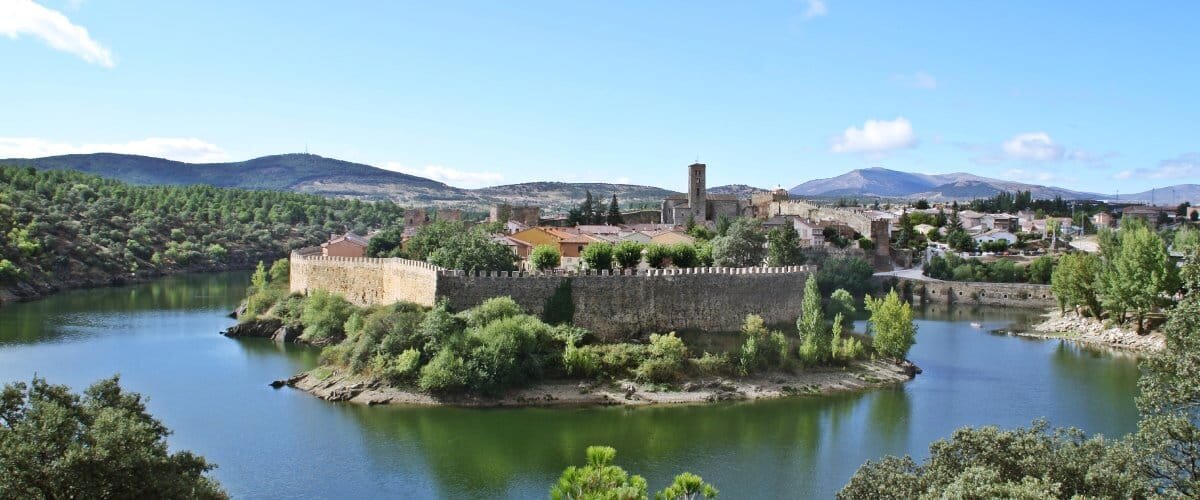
left=321, top=232, right=370, bottom=257
left=661, top=163, right=741, bottom=225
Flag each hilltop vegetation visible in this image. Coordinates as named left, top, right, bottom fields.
left=0, top=165, right=403, bottom=299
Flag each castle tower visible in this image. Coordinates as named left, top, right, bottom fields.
left=688, top=163, right=707, bottom=222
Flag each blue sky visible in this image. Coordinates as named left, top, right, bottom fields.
left=1, top=0, right=1198, bottom=193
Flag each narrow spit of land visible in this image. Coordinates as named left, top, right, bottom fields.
left=1020, top=309, right=1164, bottom=352
left=279, top=360, right=916, bottom=408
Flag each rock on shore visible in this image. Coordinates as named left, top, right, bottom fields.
left=1025, top=310, right=1165, bottom=352
left=277, top=359, right=917, bottom=408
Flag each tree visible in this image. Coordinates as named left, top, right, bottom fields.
left=827, top=288, right=856, bottom=321
left=1050, top=253, right=1102, bottom=317
left=0, top=376, right=227, bottom=499
left=670, top=243, right=699, bottom=268
left=767, top=224, right=805, bottom=266
left=1135, top=286, right=1200, bottom=496
left=426, top=230, right=517, bottom=272
left=1026, top=255, right=1055, bottom=284
left=405, top=221, right=466, bottom=261
left=914, top=199, right=930, bottom=210
left=711, top=218, right=766, bottom=267
left=645, top=244, right=672, bottom=269
left=1174, top=226, right=1200, bottom=256
left=865, top=289, right=917, bottom=360
left=607, top=194, right=624, bottom=225
left=657, top=473, right=719, bottom=500
left=815, top=257, right=874, bottom=297
left=613, top=241, right=644, bottom=269
left=531, top=244, right=561, bottom=271
left=797, top=275, right=831, bottom=364
left=1101, top=221, right=1178, bottom=331
left=367, top=227, right=405, bottom=257
left=551, top=446, right=647, bottom=499
left=581, top=242, right=615, bottom=271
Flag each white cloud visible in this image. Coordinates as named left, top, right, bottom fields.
left=893, top=71, right=937, bottom=90
left=0, top=0, right=113, bottom=67
left=1001, top=168, right=1065, bottom=184
left=1116, top=153, right=1200, bottom=181
left=383, top=162, right=503, bottom=188
left=803, top=0, right=827, bottom=19
left=0, top=137, right=228, bottom=162
left=830, top=117, right=917, bottom=154
left=1001, top=132, right=1064, bottom=162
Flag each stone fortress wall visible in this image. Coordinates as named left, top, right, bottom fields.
left=875, top=276, right=1057, bottom=308
left=290, top=252, right=812, bottom=340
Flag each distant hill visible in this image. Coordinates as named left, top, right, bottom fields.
left=473, top=182, right=677, bottom=212
left=2, top=153, right=479, bottom=205
left=790, top=167, right=1103, bottom=201
left=709, top=184, right=769, bottom=198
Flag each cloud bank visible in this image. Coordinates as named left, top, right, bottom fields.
left=0, top=0, right=114, bottom=67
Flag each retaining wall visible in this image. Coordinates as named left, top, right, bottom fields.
left=876, top=276, right=1056, bottom=308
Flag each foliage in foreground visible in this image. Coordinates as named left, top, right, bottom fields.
left=551, top=446, right=717, bottom=500
left=842, top=256, right=1200, bottom=498
left=0, top=376, right=227, bottom=499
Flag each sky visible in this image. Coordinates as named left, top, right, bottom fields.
left=1, top=0, right=1198, bottom=193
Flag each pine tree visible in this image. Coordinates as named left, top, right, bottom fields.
left=606, top=194, right=623, bottom=225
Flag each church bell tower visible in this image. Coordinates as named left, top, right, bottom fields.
left=688, top=163, right=707, bottom=222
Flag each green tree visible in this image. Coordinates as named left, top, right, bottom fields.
left=1026, top=255, right=1055, bottom=284
left=613, top=241, right=644, bottom=269
left=827, top=288, right=856, bottom=322
left=656, top=473, right=718, bottom=500
left=1050, top=253, right=1102, bottom=317
left=582, top=242, right=615, bottom=271
left=0, top=376, right=227, bottom=499
left=865, top=289, right=917, bottom=360
left=711, top=218, right=766, bottom=267
left=645, top=244, right=672, bottom=269
left=299, top=289, right=354, bottom=343
left=551, top=446, right=648, bottom=500
left=797, top=275, right=831, bottom=364
left=366, top=226, right=405, bottom=257
left=1174, top=226, right=1200, bottom=256
left=767, top=223, right=805, bottom=266
left=670, top=243, right=698, bottom=268
left=531, top=244, right=561, bottom=271
left=268, top=258, right=290, bottom=283
left=1101, top=221, right=1178, bottom=332
left=607, top=194, right=624, bottom=225
left=426, top=229, right=517, bottom=272
left=815, top=256, right=874, bottom=296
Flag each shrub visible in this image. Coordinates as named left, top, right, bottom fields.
left=578, top=343, right=646, bottom=379
left=816, top=256, right=875, bottom=296
left=298, top=289, right=354, bottom=343
left=691, top=351, right=732, bottom=377
left=827, top=288, right=857, bottom=321
left=563, top=344, right=600, bottom=377
left=635, top=332, right=688, bottom=383
left=460, top=296, right=523, bottom=328
left=613, top=241, right=644, bottom=269
left=374, top=348, right=422, bottom=386
left=0, top=259, right=23, bottom=282
left=738, top=314, right=789, bottom=374
left=418, top=350, right=471, bottom=393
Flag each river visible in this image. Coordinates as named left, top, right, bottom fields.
left=0, top=271, right=1141, bottom=499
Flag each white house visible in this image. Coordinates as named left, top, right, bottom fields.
left=973, top=229, right=1018, bottom=246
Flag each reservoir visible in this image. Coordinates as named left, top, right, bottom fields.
left=0, top=272, right=1140, bottom=499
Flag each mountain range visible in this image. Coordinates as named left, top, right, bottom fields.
left=789, top=167, right=1200, bottom=204
left=4, top=153, right=1197, bottom=208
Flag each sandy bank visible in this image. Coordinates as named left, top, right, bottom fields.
left=278, top=359, right=918, bottom=408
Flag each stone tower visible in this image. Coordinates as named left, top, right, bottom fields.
left=688, top=163, right=707, bottom=222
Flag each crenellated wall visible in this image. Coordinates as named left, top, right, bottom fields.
left=289, top=252, right=813, bottom=340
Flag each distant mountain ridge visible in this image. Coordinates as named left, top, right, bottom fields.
left=6, top=153, right=1196, bottom=208
left=788, top=167, right=1197, bottom=203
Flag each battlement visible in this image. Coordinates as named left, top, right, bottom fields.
left=290, top=252, right=814, bottom=341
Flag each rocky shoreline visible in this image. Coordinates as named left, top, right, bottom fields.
left=1021, top=309, right=1165, bottom=352
left=272, top=359, right=919, bottom=408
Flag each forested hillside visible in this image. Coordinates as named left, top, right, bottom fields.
left=0, top=166, right=403, bottom=300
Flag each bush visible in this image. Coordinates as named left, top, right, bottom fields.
left=738, top=314, right=789, bottom=374
left=816, top=256, right=874, bottom=296
left=299, top=289, right=354, bottom=343
left=866, top=289, right=918, bottom=360
left=827, top=288, right=856, bottom=321
left=418, top=350, right=471, bottom=392
left=691, top=352, right=732, bottom=377
left=575, top=343, right=646, bottom=379
left=635, top=332, right=688, bottom=383
left=613, top=241, right=644, bottom=269
left=373, top=348, right=422, bottom=386
left=460, top=296, right=523, bottom=328
left=0, top=259, right=24, bottom=282
left=563, top=344, right=601, bottom=377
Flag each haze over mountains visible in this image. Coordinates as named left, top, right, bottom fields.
left=4, top=153, right=1197, bottom=208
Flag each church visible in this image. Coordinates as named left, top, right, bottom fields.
left=660, top=163, right=741, bottom=225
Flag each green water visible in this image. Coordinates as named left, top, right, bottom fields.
left=0, top=272, right=1141, bottom=499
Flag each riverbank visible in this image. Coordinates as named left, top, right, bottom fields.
left=1020, top=309, right=1165, bottom=352
left=277, top=359, right=919, bottom=408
